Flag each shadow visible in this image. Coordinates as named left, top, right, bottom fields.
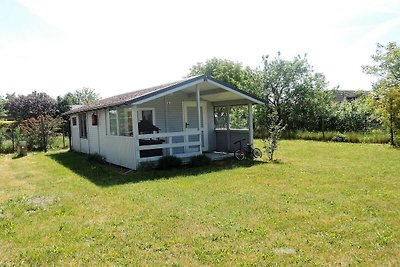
left=46, top=151, right=266, bottom=187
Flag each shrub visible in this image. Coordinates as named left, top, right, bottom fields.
left=189, top=154, right=212, bottom=167
left=331, top=133, right=346, bottom=142
left=20, top=115, right=62, bottom=151
left=138, top=161, right=156, bottom=171
left=0, top=140, right=14, bottom=154
left=158, top=155, right=182, bottom=170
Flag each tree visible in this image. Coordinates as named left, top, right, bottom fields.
left=5, top=91, right=57, bottom=121
left=188, top=58, right=261, bottom=96
left=73, top=87, right=100, bottom=105
left=260, top=53, right=331, bottom=131
left=0, top=96, right=5, bottom=116
left=20, top=115, right=62, bottom=151
left=363, top=42, right=400, bottom=146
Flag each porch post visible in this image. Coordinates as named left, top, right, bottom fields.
left=196, top=85, right=202, bottom=154
left=132, top=105, right=140, bottom=170
left=248, top=103, right=254, bottom=145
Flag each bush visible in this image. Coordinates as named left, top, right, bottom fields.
left=158, top=155, right=182, bottom=170
left=138, top=161, right=156, bottom=171
left=20, top=115, right=62, bottom=151
left=189, top=154, right=212, bottom=167
left=0, top=140, right=14, bottom=154
left=331, top=133, right=346, bottom=142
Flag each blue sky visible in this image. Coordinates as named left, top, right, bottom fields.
left=1, top=0, right=400, bottom=98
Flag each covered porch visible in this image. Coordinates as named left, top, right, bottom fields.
left=131, top=76, right=262, bottom=168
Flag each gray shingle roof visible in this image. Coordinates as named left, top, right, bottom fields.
left=64, top=78, right=192, bottom=115
left=64, top=75, right=264, bottom=115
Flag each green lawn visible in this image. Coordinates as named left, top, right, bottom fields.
left=1, top=140, right=399, bottom=266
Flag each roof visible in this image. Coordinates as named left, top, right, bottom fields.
left=334, top=90, right=370, bottom=102
left=64, top=75, right=264, bottom=115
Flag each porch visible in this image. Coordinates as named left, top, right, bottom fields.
left=129, top=77, right=262, bottom=169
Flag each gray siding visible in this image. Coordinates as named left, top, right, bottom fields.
left=215, top=129, right=249, bottom=152
left=138, top=91, right=214, bottom=152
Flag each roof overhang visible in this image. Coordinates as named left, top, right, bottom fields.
left=133, top=76, right=264, bottom=105
left=64, top=75, right=264, bottom=115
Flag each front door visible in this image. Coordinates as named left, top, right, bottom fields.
left=183, top=101, right=208, bottom=152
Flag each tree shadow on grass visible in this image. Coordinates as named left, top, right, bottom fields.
left=47, top=151, right=267, bottom=187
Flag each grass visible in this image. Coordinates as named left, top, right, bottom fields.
left=0, top=140, right=399, bottom=265
left=280, top=130, right=396, bottom=144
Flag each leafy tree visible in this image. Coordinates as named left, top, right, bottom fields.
left=56, top=88, right=100, bottom=115
left=188, top=58, right=260, bottom=92
left=73, top=87, right=100, bottom=105
left=260, top=53, right=331, bottom=131
left=363, top=42, right=400, bottom=145
left=56, top=94, right=73, bottom=116
left=20, top=115, right=62, bottom=151
left=329, top=96, right=375, bottom=133
left=5, top=91, right=57, bottom=121
left=0, top=96, right=5, bottom=116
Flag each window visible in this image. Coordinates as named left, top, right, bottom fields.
left=108, top=107, right=133, bottom=136
left=214, top=106, right=228, bottom=129
left=72, top=117, right=77, bottom=126
left=118, top=107, right=133, bottom=136
left=109, top=109, right=118, bottom=135
left=214, top=105, right=249, bottom=130
left=229, top=105, right=248, bottom=130
left=78, top=114, right=87, bottom=138
left=138, top=108, right=155, bottom=124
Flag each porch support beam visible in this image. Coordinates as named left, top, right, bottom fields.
left=196, top=85, right=202, bottom=154
left=248, top=103, right=254, bottom=145
left=132, top=104, right=140, bottom=170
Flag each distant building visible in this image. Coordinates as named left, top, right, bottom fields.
left=334, top=90, right=370, bottom=102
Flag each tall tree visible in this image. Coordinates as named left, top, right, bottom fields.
left=5, top=91, right=57, bottom=121
left=0, top=96, right=5, bottom=116
left=56, top=88, right=100, bottom=116
left=73, top=87, right=100, bottom=105
left=363, top=42, right=400, bottom=146
left=188, top=58, right=261, bottom=95
left=260, top=53, right=332, bottom=130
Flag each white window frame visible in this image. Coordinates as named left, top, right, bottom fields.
left=137, top=108, right=155, bottom=124
left=107, top=108, right=119, bottom=136
left=71, top=116, right=78, bottom=127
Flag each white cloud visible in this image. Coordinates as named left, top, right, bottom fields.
left=0, top=0, right=399, bottom=97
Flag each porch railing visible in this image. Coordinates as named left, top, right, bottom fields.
left=137, top=130, right=202, bottom=162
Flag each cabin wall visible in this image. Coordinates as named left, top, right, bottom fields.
left=70, top=110, right=135, bottom=169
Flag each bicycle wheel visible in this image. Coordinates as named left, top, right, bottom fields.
left=252, top=148, right=262, bottom=158
left=234, top=149, right=245, bottom=160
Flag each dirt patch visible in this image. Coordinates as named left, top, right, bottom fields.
left=274, top=247, right=296, bottom=255
left=28, top=196, right=58, bottom=208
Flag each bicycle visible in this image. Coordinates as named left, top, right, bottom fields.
left=233, top=138, right=262, bottom=160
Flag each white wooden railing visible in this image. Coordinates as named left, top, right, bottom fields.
left=137, top=130, right=202, bottom=162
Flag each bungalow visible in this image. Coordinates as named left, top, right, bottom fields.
left=65, top=75, right=264, bottom=170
